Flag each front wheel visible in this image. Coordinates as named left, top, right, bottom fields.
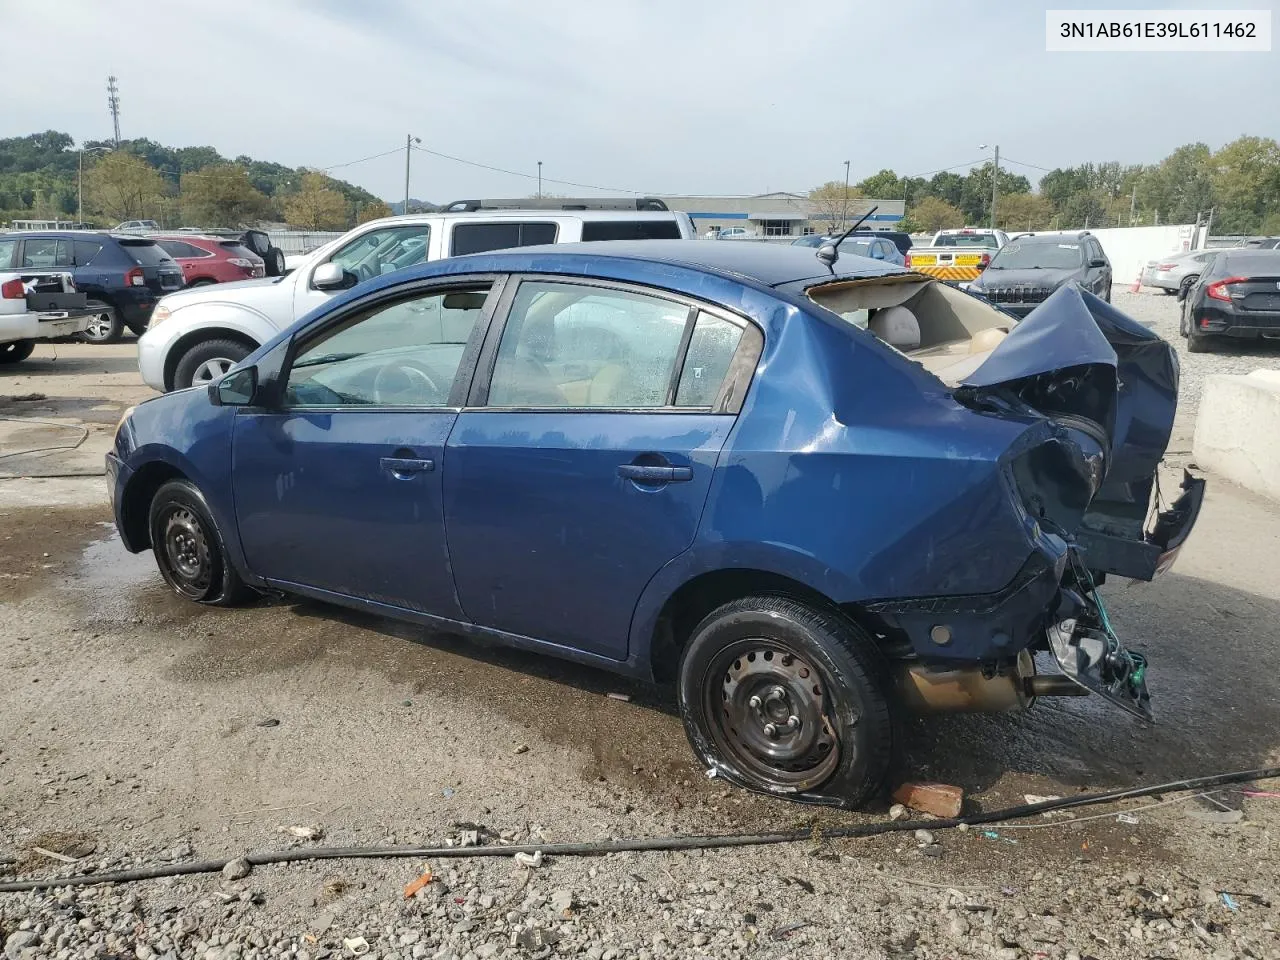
left=148, top=479, right=254, bottom=606
left=677, top=596, right=893, bottom=808
left=0, top=339, right=36, bottom=364
left=172, top=338, right=253, bottom=390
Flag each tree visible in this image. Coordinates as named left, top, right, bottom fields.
left=1211, top=136, right=1280, bottom=234
left=284, top=172, right=349, bottom=230
left=960, top=163, right=1031, bottom=226
left=84, top=152, right=167, bottom=222
left=808, top=180, right=862, bottom=231
left=1139, top=144, right=1214, bottom=225
left=1058, top=190, right=1110, bottom=229
left=995, top=193, right=1054, bottom=232
left=855, top=168, right=906, bottom=199
left=904, top=196, right=964, bottom=233
left=356, top=200, right=393, bottom=224
left=180, top=163, right=270, bottom=227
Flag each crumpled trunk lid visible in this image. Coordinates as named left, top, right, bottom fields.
left=957, top=283, right=1204, bottom=581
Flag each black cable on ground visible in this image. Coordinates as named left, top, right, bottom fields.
left=2, top=766, right=1276, bottom=893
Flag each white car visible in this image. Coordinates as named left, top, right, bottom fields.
left=0, top=267, right=93, bottom=364
left=713, top=227, right=758, bottom=240
left=139, top=209, right=695, bottom=391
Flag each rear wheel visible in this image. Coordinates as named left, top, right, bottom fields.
left=172, top=338, right=253, bottom=390
left=188, top=278, right=215, bottom=287
left=77, top=302, right=122, bottom=344
left=1187, top=327, right=1215, bottom=353
left=677, top=596, right=893, bottom=808
left=270, top=248, right=286, bottom=276
left=0, top=339, right=35, bottom=364
left=148, top=479, right=254, bottom=606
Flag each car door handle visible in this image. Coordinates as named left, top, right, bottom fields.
left=617, top=463, right=693, bottom=483
left=380, top=457, right=435, bottom=477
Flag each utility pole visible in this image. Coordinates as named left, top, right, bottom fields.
left=538, top=161, right=542, bottom=199
left=106, top=76, right=121, bottom=147
left=1129, top=183, right=1137, bottom=227
left=990, top=145, right=999, bottom=229
left=403, top=134, right=421, bottom=213
left=843, top=160, right=850, bottom=230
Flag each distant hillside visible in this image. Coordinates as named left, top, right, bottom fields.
left=0, top=130, right=386, bottom=229
left=389, top=199, right=438, bottom=215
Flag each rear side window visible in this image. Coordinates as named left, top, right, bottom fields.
left=580, top=220, right=682, bottom=242
left=156, top=240, right=205, bottom=259
left=119, top=240, right=173, bottom=265
left=220, top=242, right=258, bottom=259
left=73, top=239, right=104, bottom=265
left=676, top=313, right=745, bottom=408
left=450, top=222, right=557, bottom=257
left=0, top=238, right=16, bottom=268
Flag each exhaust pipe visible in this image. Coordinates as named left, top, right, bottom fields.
left=897, top=651, right=1087, bottom=714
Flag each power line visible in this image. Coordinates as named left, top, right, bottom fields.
left=1002, top=156, right=1054, bottom=172
left=902, top=158, right=987, bottom=179
left=320, top=146, right=406, bottom=172
left=412, top=144, right=645, bottom=195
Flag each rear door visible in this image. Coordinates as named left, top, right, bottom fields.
left=231, top=277, right=499, bottom=614
left=447, top=220, right=560, bottom=256
left=443, top=277, right=761, bottom=659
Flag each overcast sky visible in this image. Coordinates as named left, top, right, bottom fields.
left=3, top=0, right=1277, bottom=202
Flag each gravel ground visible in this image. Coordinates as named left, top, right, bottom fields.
left=3, top=314, right=1280, bottom=959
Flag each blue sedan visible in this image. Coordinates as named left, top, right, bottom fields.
left=107, top=241, right=1203, bottom=807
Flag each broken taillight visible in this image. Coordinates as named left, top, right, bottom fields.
left=904, top=253, right=913, bottom=268
left=1206, top=276, right=1246, bottom=302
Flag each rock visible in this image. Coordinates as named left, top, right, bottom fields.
left=888, top=804, right=908, bottom=821
left=474, top=944, right=501, bottom=959
left=5, top=932, right=39, bottom=959
left=995, top=949, right=1021, bottom=960
left=891, top=782, right=964, bottom=819
left=914, top=829, right=936, bottom=845
left=214, top=860, right=250, bottom=885
left=514, top=744, right=529, bottom=755
left=1124, top=871, right=1143, bottom=886
left=691, top=933, right=710, bottom=946
left=549, top=890, right=574, bottom=914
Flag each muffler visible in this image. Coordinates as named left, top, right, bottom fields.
left=897, top=650, right=1088, bottom=714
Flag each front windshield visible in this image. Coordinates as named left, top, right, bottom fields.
left=989, top=240, right=1084, bottom=270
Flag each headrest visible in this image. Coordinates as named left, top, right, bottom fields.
left=868, top=305, right=920, bottom=351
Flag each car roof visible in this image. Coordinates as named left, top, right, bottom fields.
left=449, top=239, right=902, bottom=288
left=1222, top=249, right=1280, bottom=265
left=358, top=210, right=683, bottom=230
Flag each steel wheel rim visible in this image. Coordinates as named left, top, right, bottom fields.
left=161, top=506, right=212, bottom=598
left=703, top=639, right=840, bottom=790
left=192, top=357, right=234, bottom=383
left=83, top=313, right=114, bottom=341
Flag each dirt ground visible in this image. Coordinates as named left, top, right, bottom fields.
left=2, top=304, right=1279, bottom=960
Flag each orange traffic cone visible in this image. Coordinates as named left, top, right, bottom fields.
left=1129, top=263, right=1142, bottom=293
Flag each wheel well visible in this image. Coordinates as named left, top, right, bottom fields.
left=648, top=569, right=886, bottom=683
left=164, top=328, right=259, bottom=391
left=120, top=462, right=187, bottom=550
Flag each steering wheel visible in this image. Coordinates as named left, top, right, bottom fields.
left=355, top=261, right=377, bottom=282
left=372, top=362, right=442, bottom=405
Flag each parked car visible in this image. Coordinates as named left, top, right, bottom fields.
left=713, top=227, right=758, bottom=240
left=108, top=240, right=1202, bottom=808
left=138, top=209, right=695, bottom=391
left=1178, top=249, right=1280, bottom=352
left=153, top=235, right=265, bottom=286
left=792, top=231, right=912, bottom=258
left=789, top=234, right=905, bottom=265
left=114, top=219, right=159, bottom=233
left=0, top=239, right=93, bottom=363
left=968, top=231, right=1112, bottom=315
left=903, top=227, right=1010, bottom=284
left=1241, top=237, right=1280, bottom=250
left=1, top=231, right=183, bottom=344
left=1141, top=249, right=1217, bottom=296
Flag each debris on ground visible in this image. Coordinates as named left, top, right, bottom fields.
left=514, top=850, right=543, bottom=868
left=278, top=824, right=324, bottom=840
left=403, top=867, right=433, bottom=899
left=605, top=692, right=631, bottom=702
left=892, top=782, right=964, bottom=818
left=1186, top=807, right=1245, bottom=824
left=342, top=935, right=370, bottom=956
left=221, top=857, right=252, bottom=880
left=255, top=718, right=280, bottom=727
left=888, top=803, right=908, bottom=821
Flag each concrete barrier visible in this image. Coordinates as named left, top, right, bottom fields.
left=1192, top=370, right=1280, bottom=502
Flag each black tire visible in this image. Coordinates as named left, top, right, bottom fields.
left=0, top=339, right=35, bottom=364
left=187, top=278, right=215, bottom=287
left=677, top=596, right=893, bottom=809
left=1162, top=287, right=1178, bottom=296
left=172, top=338, right=253, bottom=391
left=1179, top=304, right=1190, bottom=338
left=1179, top=275, right=1198, bottom=300
left=77, top=302, right=122, bottom=344
left=270, top=248, right=286, bottom=276
left=1187, top=328, right=1214, bottom=353
left=148, top=479, right=254, bottom=606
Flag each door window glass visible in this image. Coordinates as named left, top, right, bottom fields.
left=22, top=238, right=69, bottom=267
left=284, top=285, right=490, bottom=408
left=327, top=225, right=430, bottom=284
left=451, top=222, right=557, bottom=257
left=0, top=239, right=16, bottom=268
left=676, top=313, right=745, bottom=408
left=487, top=281, right=690, bottom=408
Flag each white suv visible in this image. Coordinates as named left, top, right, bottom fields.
left=138, top=209, right=694, bottom=391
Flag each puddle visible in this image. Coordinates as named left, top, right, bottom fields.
left=73, top=526, right=201, bottom=624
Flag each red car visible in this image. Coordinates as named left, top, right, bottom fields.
left=153, top=235, right=265, bottom=287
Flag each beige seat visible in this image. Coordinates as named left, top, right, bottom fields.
left=868, top=305, right=921, bottom=351
left=969, top=326, right=1009, bottom=354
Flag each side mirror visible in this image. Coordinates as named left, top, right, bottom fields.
left=312, top=262, right=355, bottom=291
left=1088, top=258, right=1108, bottom=268
left=210, top=366, right=258, bottom=406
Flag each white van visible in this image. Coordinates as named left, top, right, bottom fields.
left=137, top=208, right=695, bottom=391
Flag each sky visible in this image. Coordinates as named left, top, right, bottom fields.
left=2, top=0, right=1277, bottom=203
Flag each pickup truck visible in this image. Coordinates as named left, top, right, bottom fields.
left=0, top=269, right=92, bottom=364
left=904, top=227, right=1009, bottom=284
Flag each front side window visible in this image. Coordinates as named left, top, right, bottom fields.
left=327, top=225, right=430, bottom=284
left=450, top=221, right=557, bottom=257
left=284, top=284, right=491, bottom=408
left=487, top=282, right=693, bottom=408
left=22, top=238, right=69, bottom=267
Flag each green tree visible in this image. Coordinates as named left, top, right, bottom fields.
left=1058, top=190, right=1110, bottom=229
left=84, top=152, right=168, bottom=222
left=904, top=196, right=964, bottom=233
left=995, top=193, right=1054, bottom=232
left=1211, top=136, right=1280, bottom=234
left=180, top=163, right=270, bottom=227
left=1139, top=144, right=1214, bottom=225
left=808, top=180, right=863, bottom=230
left=356, top=200, right=394, bottom=224
left=284, top=172, right=349, bottom=230
left=855, top=168, right=906, bottom=199
left=960, top=163, right=1031, bottom=225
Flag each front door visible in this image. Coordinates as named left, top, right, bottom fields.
left=444, top=278, right=757, bottom=659
left=232, top=280, right=495, bottom=616
left=295, top=223, right=432, bottom=319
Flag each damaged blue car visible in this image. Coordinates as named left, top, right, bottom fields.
left=106, top=240, right=1204, bottom=807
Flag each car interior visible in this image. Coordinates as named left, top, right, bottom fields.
left=806, top=276, right=1012, bottom=385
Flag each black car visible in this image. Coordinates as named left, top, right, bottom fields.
left=968, top=231, right=1112, bottom=316
left=1, top=232, right=184, bottom=343
left=1179, top=249, right=1280, bottom=352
